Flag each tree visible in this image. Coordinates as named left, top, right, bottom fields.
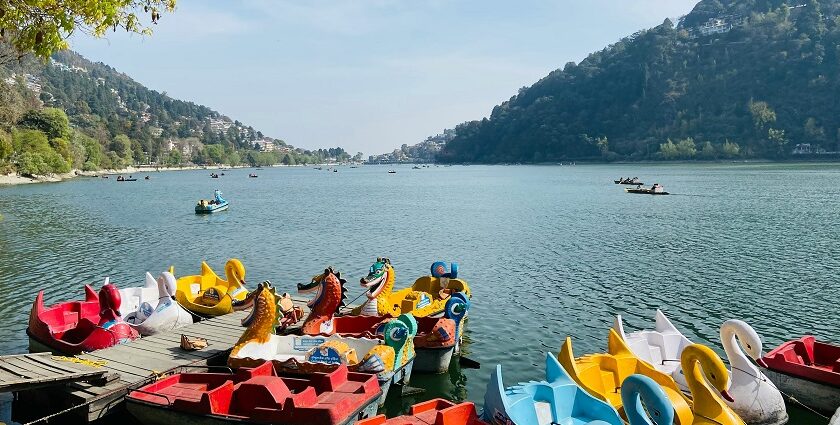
left=0, top=0, right=176, bottom=60
left=767, top=128, right=789, bottom=157
left=675, top=138, right=697, bottom=159
left=699, top=141, right=716, bottom=160
left=111, top=134, right=133, bottom=163
left=721, top=140, right=740, bottom=158
left=659, top=139, right=679, bottom=159
left=18, top=108, right=71, bottom=140
left=0, top=130, right=11, bottom=161
left=749, top=101, right=776, bottom=132
left=204, top=144, right=224, bottom=164
left=804, top=117, right=826, bottom=142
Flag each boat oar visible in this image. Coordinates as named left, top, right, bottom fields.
left=459, top=355, right=480, bottom=369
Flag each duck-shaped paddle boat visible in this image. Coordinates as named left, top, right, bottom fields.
left=126, top=360, right=381, bottom=425
left=557, top=329, right=694, bottom=424
left=615, top=312, right=787, bottom=425
left=298, top=266, right=470, bottom=374
left=174, top=259, right=248, bottom=317
left=680, top=344, right=745, bottom=425
left=352, top=258, right=471, bottom=318
left=195, top=189, right=228, bottom=213
left=762, top=335, right=840, bottom=413
left=358, top=399, right=489, bottom=425
left=117, top=272, right=194, bottom=336
left=482, top=353, right=624, bottom=425
left=227, top=282, right=416, bottom=406
left=27, top=283, right=140, bottom=354
left=621, top=374, right=677, bottom=425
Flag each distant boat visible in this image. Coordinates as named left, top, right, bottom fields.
left=615, top=177, right=643, bottom=185
left=195, top=190, right=229, bottom=214
left=625, top=184, right=669, bottom=195
left=333, top=169, right=338, bottom=173
left=248, top=174, right=258, bottom=178
left=210, top=173, right=219, bottom=179
left=117, top=176, right=137, bottom=182
left=412, top=166, right=421, bottom=169
left=388, top=170, right=396, bottom=174
left=144, top=176, right=150, bottom=180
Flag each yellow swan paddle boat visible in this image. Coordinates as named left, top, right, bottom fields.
left=173, top=259, right=248, bottom=317
left=559, top=329, right=694, bottom=425
left=680, top=344, right=746, bottom=425
left=351, top=258, right=471, bottom=318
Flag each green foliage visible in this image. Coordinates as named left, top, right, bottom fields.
left=439, top=1, right=840, bottom=162
left=18, top=108, right=71, bottom=140
left=111, top=134, right=133, bottom=163
left=0, top=130, right=11, bottom=161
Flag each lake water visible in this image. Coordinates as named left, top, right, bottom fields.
left=0, top=163, right=836, bottom=424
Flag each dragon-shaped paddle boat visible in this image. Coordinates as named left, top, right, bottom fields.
left=27, top=283, right=140, bottom=354
left=557, top=329, right=694, bottom=424
left=761, top=336, right=840, bottom=414
left=126, top=360, right=381, bottom=425
left=358, top=399, right=489, bottom=425
left=352, top=258, right=471, bottom=319
left=227, top=282, right=417, bottom=406
left=174, top=259, right=248, bottom=317
left=614, top=311, right=788, bottom=425
left=117, top=272, right=193, bottom=336
left=298, top=267, right=470, bottom=374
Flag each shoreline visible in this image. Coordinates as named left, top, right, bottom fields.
left=0, top=164, right=274, bottom=186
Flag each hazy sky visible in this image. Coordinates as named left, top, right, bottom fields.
left=71, top=0, right=698, bottom=155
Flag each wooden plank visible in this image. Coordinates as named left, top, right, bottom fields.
left=17, top=356, right=78, bottom=376
left=25, top=355, right=90, bottom=374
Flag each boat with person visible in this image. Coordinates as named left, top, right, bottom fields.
left=227, top=282, right=416, bottom=406
left=116, top=175, right=137, bottom=182
left=625, top=183, right=669, bottom=195
left=248, top=173, right=258, bottom=178
left=615, top=177, right=644, bottom=185
left=762, top=335, right=840, bottom=413
left=297, top=266, right=470, bottom=374
left=388, top=170, right=396, bottom=174
left=210, top=173, right=219, bottom=178
left=117, top=272, right=194, bottom=336
left=27, top=283, right=140, bottom=354
left=125, top=360, right=381, bottom=425
left=174, top=259, right=249, bottom=317
left=195, top=189, right=229, bottom=213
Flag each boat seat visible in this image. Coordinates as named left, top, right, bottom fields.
left=170, top=380, right=234, bottom=415
left=232, top=375, right=317, bottom=415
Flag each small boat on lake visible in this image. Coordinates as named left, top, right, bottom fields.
left=358, top=399, right=488, bottom=425
left=298, top=267, right=470, bottom=374
left=195, top=190, right=229, bottom=213
left=762, top=336, right=840, bottom=413
left=125, top=360, right=381, bottom=425
left=144, top=176, right=150, bottom=180
left=117, top=272, right=193, bottom=336
left=174, top=259, right=248, bottom=317
left=388, top=170, right=396, bottom=174
left=210, top=173, right=219, bottom=178
left=248, top=173, right=258, bottom=178
left=27, top=283, right=140, bottom=354
left=615, top=177, right=643, bottom=185
left=625, top=183, right=669, bottom=195
left=116, top=175, right=137, bottom=182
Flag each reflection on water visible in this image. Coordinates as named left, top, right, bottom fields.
left=0, top=164, right=836, bottom=424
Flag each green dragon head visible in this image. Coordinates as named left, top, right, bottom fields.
left=360, top=257, right=391, bottom=300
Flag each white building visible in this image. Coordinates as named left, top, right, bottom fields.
left=254, top=140, right=276, bottom=152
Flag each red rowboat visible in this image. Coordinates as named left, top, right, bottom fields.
left=27, top=284, right=139, bottom=355
left=762, top=336, right=840, bottom=413
left=126, top=361, right=382, bottom=425
left=357, top=399, right=488, bottom=425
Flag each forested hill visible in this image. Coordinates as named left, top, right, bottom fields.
left=0, top=49, right=353, bottom=175
left=438, top=0, right=840, bottom=163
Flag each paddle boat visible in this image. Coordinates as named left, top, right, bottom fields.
left=227, top=283, right=416, bottom=406
left=482, top=353, right=624, bottom=425
left=117, top=272, right=193, bottom=336
left=116, top=175, right=137, bottom=182
left=174, top=259, right=248, bottom=317
left=249, top=173, right=258, bottom=178
left=195, top=189, right=228, bottom=213
left=27, top=283, right=140, bottom=355
left=388, top=170, right=396, bottom=174
left=558, top=329, right=694, bottom=424
left=761, top=335, right=840, bottom=413
left=298, top=267, right=470, bottom=373
left=615, top=177, right=644, bottom=185
left=615, top=311, right=788, bottom=424
left=352, top=258, right=471, bottom=319
left=126, top=360, right=381, bottom=425
left=625, top=184, right=669, bottom=195
left=358, top=399, right=488, bottom=425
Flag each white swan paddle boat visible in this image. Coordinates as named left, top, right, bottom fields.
left=614, top=310, right=788, bottom=425
left=117, top=272, right=194, bottom=336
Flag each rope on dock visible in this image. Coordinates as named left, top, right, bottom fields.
left=51, top=356, right=107, bottom=368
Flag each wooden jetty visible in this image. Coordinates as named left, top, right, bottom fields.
left=11, top=297, right=311, bottom=423
left=0, top=353, right=109, bottom=393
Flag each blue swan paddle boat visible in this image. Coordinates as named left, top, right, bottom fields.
left=195, top=189, right=228, bottom=214
left=482, top=354, right=676, bottom=425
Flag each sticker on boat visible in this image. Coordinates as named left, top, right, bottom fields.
left=293, top=336, right=326, bottom=351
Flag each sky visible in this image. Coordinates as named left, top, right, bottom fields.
left=71, top=0, right=699, bottom=155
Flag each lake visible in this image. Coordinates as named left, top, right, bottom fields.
left=0, top=163, right=835, bottom=424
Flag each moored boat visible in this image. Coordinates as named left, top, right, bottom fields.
left=358, top=399, right=488, bottom=425
left=227, top=283, right=416, bottom=406
left=174, top=259, right=248, bottom=317
left=117, top=272, right=194, bottom=336
left=762, top=336, right=840, bottom=413
left=126, top=360, right=381, bottom=425
left=27, top=283, right=139, bottom=355
left=298, top=267, right=470, bottom=374
left=195, top=189, right=229, bottom=213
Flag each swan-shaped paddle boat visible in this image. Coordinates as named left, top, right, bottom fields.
left=679, top=344, right=745, bottom=425
left=117, top=272, right=193, bottom=336
left=174, top=259, right=248, bottom=317
left=27, top=283, right=139, bottom=354
left=352, top=258, right=471, bottom=318
left=482, top=353, right=624, bottom=425
left=557, top=330, right=694, bottom=424
left=227, top=282, right=416, bottom=406
left=621, top=374, right=677, bottom=425
left=615, top=311, right=787, bottom=425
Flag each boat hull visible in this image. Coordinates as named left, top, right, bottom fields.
left=414, top=346, right=455, bottom=374
left=764, top=368, right=840, bottom=414
left=195, top=202, right=229, bottom=214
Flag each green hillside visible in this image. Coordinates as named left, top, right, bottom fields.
left=439, top=0, right=840, bottom=163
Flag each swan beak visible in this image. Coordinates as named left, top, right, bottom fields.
left=720, top=389, right=735, bottom=402
left=756, top=358, right=769, bottom=368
